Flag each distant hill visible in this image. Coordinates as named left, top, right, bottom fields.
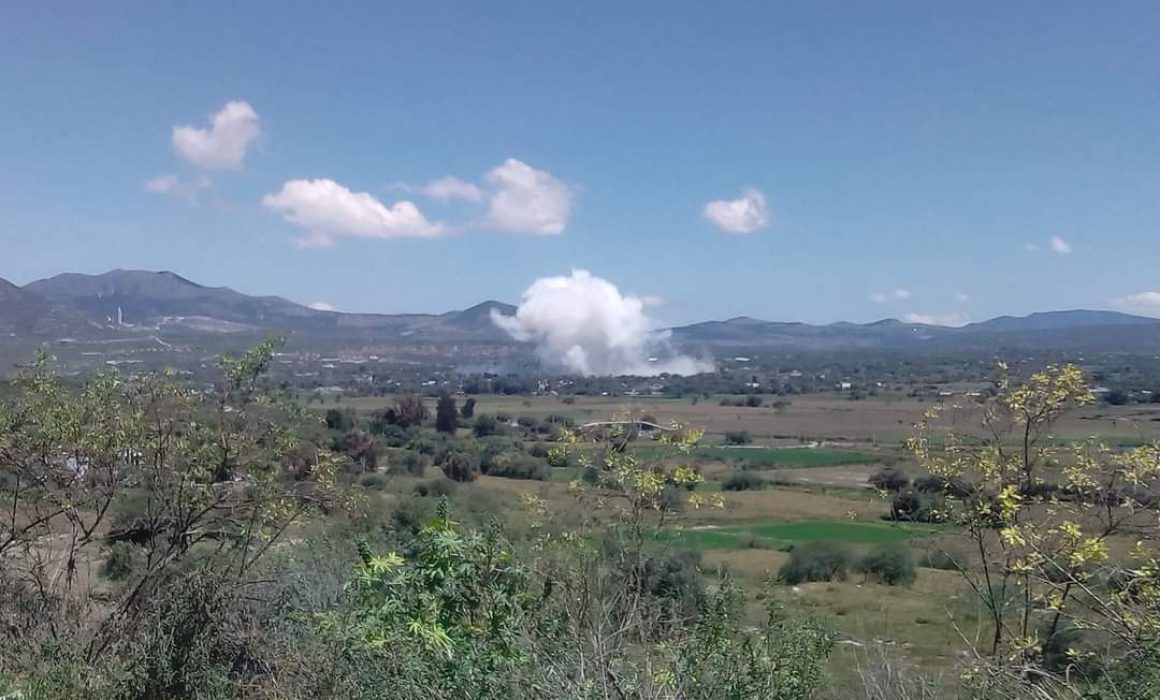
left=20, top=270, right=516, bottom=342
left=670, top=310, right=1160, bottom=352
left=5, top=269, right=1160, bottom=355
left=0, top=277, right=97, bottom=336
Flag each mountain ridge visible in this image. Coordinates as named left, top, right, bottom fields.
left=4, top=270, right=1160, bottom=351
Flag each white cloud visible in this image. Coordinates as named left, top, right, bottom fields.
left=871, top=289, right=911, bottom=303
left=491, top=269, right=713, bottom=376
left=144, top=173, right=211, bottom=202
left=904, top=311, right=970, bottom=327
left=262, top=178, right=444, bottom=248
left=1050, top=235, right=1072, bottom=254
left=307, top=302, right=336, bottom=311
left=703, top=188, right=769, bottom=234
left=423, top=176, right=483, bottom=202
left=954, top=292, right=970, bottom=304
left=1111, top=291, right=1160, bottom=317
left=484, top=159, right=573, bottom=234
left=172, top=101, right=261, bottom=169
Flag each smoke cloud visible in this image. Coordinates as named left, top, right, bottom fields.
left=491, top=270, right=713, bottom=377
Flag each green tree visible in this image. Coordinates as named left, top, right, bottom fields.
left=434, top=392, right=458, bottom=434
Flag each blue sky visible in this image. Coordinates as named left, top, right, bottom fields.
left=2, top=1, right=1158, bottom=325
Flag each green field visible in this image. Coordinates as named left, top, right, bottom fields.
left=668, top=519, right=938, bottom=551
left=696, top=445, right=884, bottom=468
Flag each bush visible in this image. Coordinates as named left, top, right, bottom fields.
left=484, top=452, right=550, bottom=481
left=890, top=490, right=944, bottom=523
left=413, top=478, right=458, bottom=498
left=869, top=466, right=910, bottom=492
left=441, top=451, right=481, bottom=483
left=389, top=449, right=428, bottom=477
left=745, top=394, right=762, bottom=408
left=856, top=542, right=916, bottom=585
left=357, top=472, right=391, bottom=491
left=778, top=541, right=853, bottom=584
left=723, top=430, right=752, bottom=446
left=472, top=414, right=499, bottom=437
left=101, top=541, right=136, bottom=581
left=722, top=472, right=767, bottom=491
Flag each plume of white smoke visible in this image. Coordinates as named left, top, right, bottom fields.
left=491, top=270, right=714, bottom=377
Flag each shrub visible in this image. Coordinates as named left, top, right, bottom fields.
left=441, top=451, right=481, bottom=483
left=484, top=452, right=549, bottom=481
left=357, top=472, right=391, bottom=491
left=390, top=449, right=427, bottom=477
left=458, top=397, right=476, bottom=419
left=413, top=478, right=458, bottom=498
left=778, top=541, right=853, bottom=584
left=101, top=541, right=136, bottom=581
left=472, top=414, right=499, bottom=437
left=722, top=472, right=767, bottom=491
left=723, top=430, right=752, bottom=446
left=856, top=542, right=916, bottom=585
left=745, top=394, right=762, bottom=408
left=869, top=466, right=910, bottom=492
left=890, top=490, right=944, bottom=523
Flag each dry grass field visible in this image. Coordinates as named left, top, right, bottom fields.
left=334, top=393, right=1160, bottom=447
left=332, top=391, right=1160, bottom=689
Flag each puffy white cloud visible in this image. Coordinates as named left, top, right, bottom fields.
left=870, top=289, right=911, bottom=303
left=172, top=101, right=261, bottom=169
left=954, top=292, right=971, bottom=304
left=262, top=178, right=444, bottom=248
left=1111, top=291, right=1160, bottom=317
left=484, top=159, right=573, bottom=234
left=904, top=311, right=970, bottom=327
left=703, top=188, right=769, bottom=234
left=307, top=302, right=336, bottom=311
left=423, top=176, right=483, bottom=202
left=1050, top=235, right=1072, bottom=254
left=143, top=173, right=211, bottom=201
left=491, top=269, right=713, bottom=377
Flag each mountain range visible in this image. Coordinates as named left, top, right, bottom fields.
left=3, top=269, right=1160, bottom=356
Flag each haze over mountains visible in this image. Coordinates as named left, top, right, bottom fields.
left=2, top=270, right=1160, bottom=360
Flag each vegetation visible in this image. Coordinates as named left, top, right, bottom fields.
left=4, top=347, right=1160, bottom=698
left=779, top=541, right=854, bottom=584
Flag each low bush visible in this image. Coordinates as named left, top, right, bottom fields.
left=869, top=466, right=910, bottom=492
left=357, top=472, right=391, bottom=491
left=723, top=430, right=752, bottom=445
left=484, top=452, right=550, bottom=481
left=778, top=541, right=853, bottom=584
left=722, top=472, right=767, bottom=491
left=413, top=478, right=458, bottom=498
left=856, top=542, right=916, bottom=586
left=890, top=490, right=945, bottom=523
left=441, top=450, right=482, bottom=483
left=101, top=541, right=136, bottom=581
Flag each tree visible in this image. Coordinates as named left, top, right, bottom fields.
left=910, top=363, right=1160, bottom=694
left=0, top=340, right=342, bottom=684
left=434, top=393, right=458, bottom=434
left=389, top=394, right=429, bottom=429
left=459, top=397, right=476, bottom=419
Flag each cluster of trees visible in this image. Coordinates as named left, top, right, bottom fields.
left=0, top=348, right=836, bottom=699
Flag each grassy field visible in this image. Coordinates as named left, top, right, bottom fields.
left=326, top=393, right=1160, bottom=447
left=332, top=390, right=1160, bottom=691
left=671, top=520, right=939, bottom=550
